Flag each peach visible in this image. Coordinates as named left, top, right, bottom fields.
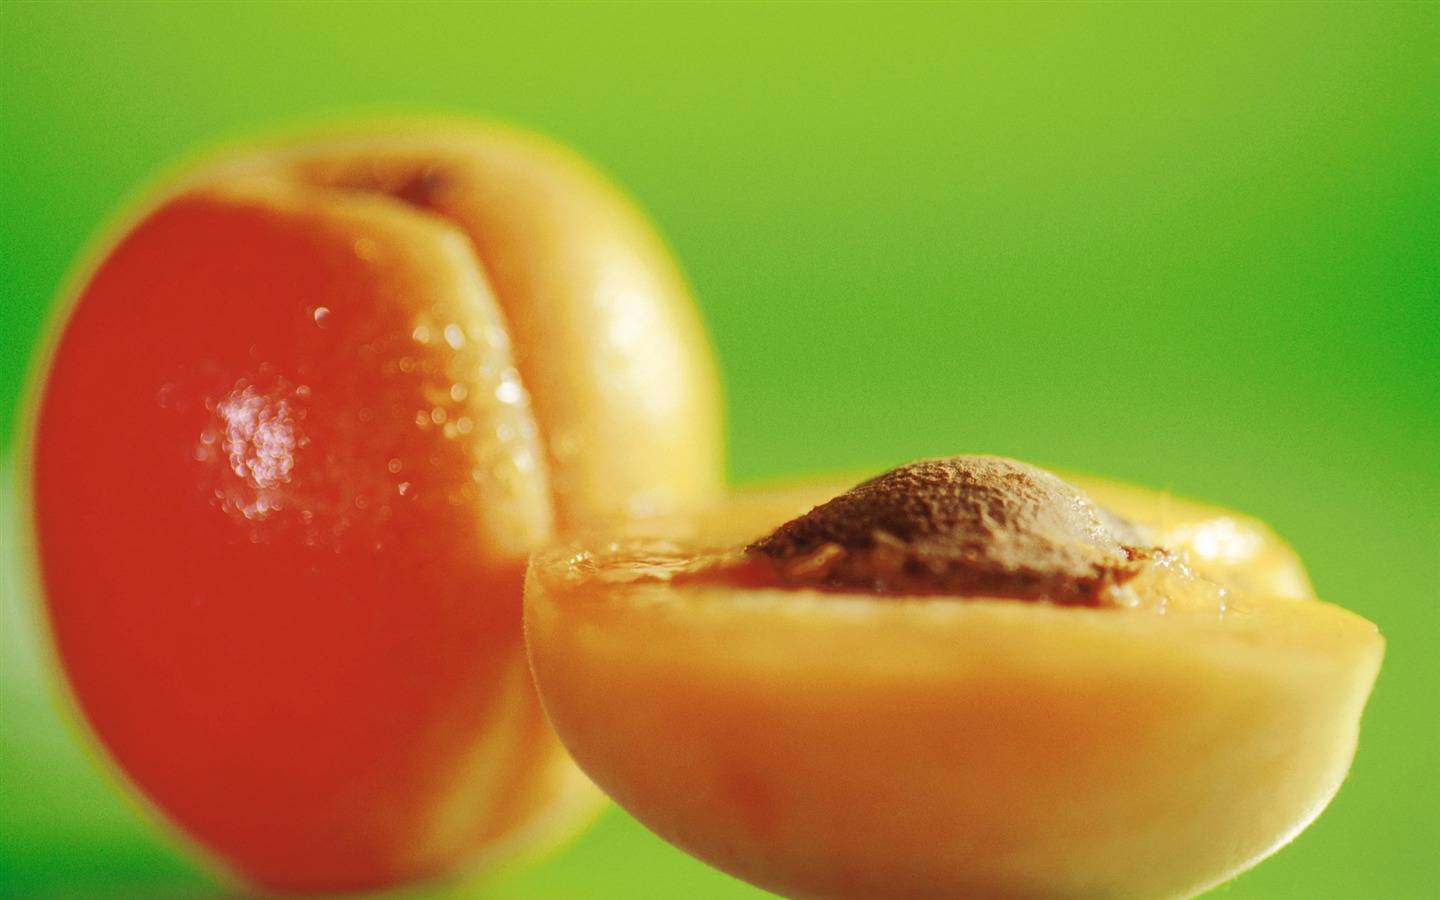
left=526, top=457, right=1383, bottom=900
left=25, top=121, right=722, bottom=893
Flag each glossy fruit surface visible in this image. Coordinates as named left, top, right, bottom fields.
left=28, top=123, right=722, bottom=893
left=526, top=472, right=1383, bottom=900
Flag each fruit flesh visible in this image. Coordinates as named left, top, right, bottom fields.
left=29, top=125, right=722, bottom=892
left=526, top=473, right=1383, bottom=900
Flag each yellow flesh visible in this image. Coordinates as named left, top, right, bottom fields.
left=526, top=478, right=1383, bottom=900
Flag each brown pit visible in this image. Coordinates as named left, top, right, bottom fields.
left=746, top=456, right=1158, bottom=607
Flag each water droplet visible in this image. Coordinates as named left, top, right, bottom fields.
left=358, top=407, right=375, bottom=422
left=387, top=458, right=402, bottom=474
left=495, top=372, right=524, bottom=405
left=397, top=482, right=411, bottom=496
left=497, top=382, right=523, bottom=405
left=412, top=325, right=431, bottom=344
left=398, top=357, right=416, bottom=374
left=554, top=429, right=584, bottom=459
left=295, top=384, right=311, bottom=398
left=482, top=324, right=509, bottom=349
left=443, top=323, right=466, bottom=349
left=313, top=307, right=332, bottom=328
left=514, top=448, right=536, bottom=473
left=355, top=496, right=370, bottom=510
left=431, top=408, right=447, bottom=425
left=450, top=383, right=468, bottom=402
left=455, top=417, right=473, bottom=435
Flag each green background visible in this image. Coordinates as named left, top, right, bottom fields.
left=2, top=2, right=1435, bottom=898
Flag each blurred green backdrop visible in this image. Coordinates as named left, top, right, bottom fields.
left=1, top=2, right=1435, bottom=898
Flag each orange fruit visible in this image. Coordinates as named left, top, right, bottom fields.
left=527, top=457, right=1383, bottom=900
left=26, top=121, right=722, bottom=893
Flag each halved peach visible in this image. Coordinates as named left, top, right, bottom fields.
left=526, top=458, right=1383, bottom=900
left=27, top=122, right=721, bottom=893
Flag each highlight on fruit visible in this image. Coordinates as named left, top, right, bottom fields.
left=526, top=455, right=1384, bottom=900
left=24, top=119, right=722, bottom=893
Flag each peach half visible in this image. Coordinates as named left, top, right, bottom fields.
left=26, top=122, right=722, bottom=893
left=526, top=457, right=1384, bottom=900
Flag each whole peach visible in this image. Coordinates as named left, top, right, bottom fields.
left=26, top=121, right=723, bottom=893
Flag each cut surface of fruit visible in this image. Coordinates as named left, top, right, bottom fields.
left=28, top=122, right=722, bottom=893
left=526, top=458, right=1383, bottom=900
